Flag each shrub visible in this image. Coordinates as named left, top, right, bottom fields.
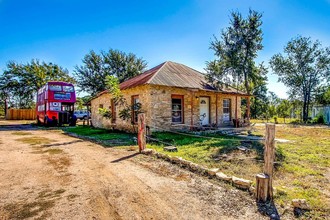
left=98, top=108, right=112, bottom=119
left=312, top=114, right=325, bottom=124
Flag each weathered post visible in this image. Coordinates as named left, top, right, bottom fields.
left=138, top=113, right=146, bottom=153
left=256, top=123, right=275, bottom=202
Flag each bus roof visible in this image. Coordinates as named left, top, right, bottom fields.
left=46, top=81, right=74, bottom=86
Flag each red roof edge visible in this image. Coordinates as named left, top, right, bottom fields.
left=119, top=62, right=166, bottom=90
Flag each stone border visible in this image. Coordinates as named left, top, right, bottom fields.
left=142, top=149, right=255, bottom=194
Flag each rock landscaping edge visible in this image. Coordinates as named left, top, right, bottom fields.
left=141, top=148, right=255, bottom=194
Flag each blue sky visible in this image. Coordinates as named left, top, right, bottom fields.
left=1, top=0, right=330, bottom=98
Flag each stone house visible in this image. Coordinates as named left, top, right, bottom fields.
left=90, top=61, right=249, bottom=132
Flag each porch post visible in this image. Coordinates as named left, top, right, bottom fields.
left=247, top=96, right=251, bottom=125
left=190, top=91, right=194, bottom=130
left=235, top=95, right=238, bottom=128
left=215, top=94, right=218, bottom=127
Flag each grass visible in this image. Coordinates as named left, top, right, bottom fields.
left=63, top=125, right=136, bottom=146
left=44, top=148, right=64, bottom=155
left=147, top=132, right=266, bottom=179
left=11, top=131, right=33, bottom=136
left=16, top=137, right=55, bottom=146
left=251, top=117, right=297, bottom=124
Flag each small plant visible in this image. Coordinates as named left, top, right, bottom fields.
left=274, top=116, right=278, bottom=124
left=98, top=108, right=112, bottom=119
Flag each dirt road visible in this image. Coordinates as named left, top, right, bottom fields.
left=0, top=121, right=265, bottom=219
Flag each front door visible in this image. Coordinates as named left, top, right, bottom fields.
left=199, top=97, right=210, bottom=126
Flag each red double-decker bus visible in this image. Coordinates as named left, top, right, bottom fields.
left=36, top=81, right=77, bottom=126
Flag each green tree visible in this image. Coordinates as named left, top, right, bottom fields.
left=270, top=36, right=330, bottom=122
left=316, top=86, right=330, bottom=105
left=74, top=49, right=147, bottom=96
left=75, top=95, right=92, bottom=110
left=277, top=99, right=292, bottom=123
left=206, top=9, right=264, bottom=124
left=249, top=65, right=268, bottom=119
left=0, top=60, right=74, bottom=110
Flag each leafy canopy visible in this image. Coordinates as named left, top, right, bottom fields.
left=74, top=49, right=147, bottom=96
left=0, top=59, right=74, bottom=109
left=206, top=9, right=263, bottom=94
left=270, top=36, right=330, bottom=121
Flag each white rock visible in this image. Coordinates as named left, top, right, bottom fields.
left=216, top=172, right=232, bottom=182
left=232, top=176, right=252, bottom=189
left=141, top=149, right=154, bottom=155
left=207, top=168, right=220, bottom=176
left=292, top=199, right=311, bottom=210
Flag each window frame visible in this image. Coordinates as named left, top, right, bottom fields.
left=223, top=98, right=231, bottom=120
left=131, top=95, right=140, bottom=124
left=171, top=95, right=184, bottom=124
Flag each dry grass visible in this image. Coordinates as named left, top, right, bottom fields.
left=253, top=125, right=330, bottom=217
left=30, top=146, right=63, bottom=155
left=138, top=158, right=192, bottom=182
left=44, top=148, right=64, bottom=155
left=145, top=126, right=329, bottom=218
left=47, top=156, right=72, bottom=172
left=0, top=188, right=65, bottom=219
left=11, top=131, right=33, bottom=136
left=16, top=137, right=55, bottom=146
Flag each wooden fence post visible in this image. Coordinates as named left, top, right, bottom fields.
left=138, top=113, right=146, bottom=153
left=256, top=123, right=275, bottom=202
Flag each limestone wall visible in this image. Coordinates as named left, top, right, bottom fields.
left=90, top=85, right=151, bottom=132
left=91, top=84, right=243, bottom=132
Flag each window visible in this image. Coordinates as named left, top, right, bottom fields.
left=132, top=96, right=140, bottom=124
left=110, top=99, right=116, bottom=123
left=223, top=99, right=230, bottom=114
left=49, top=84, right=62, bottom=91
left=172, top=95, right=184, bottom=123
left=54, top=92, right=71, bottom=100
left=63, top=85, right=74, bottom=92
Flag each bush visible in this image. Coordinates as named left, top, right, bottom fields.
left=312, top=115, right=325, bottom=124
left=98, top=108, right=112, bottom=119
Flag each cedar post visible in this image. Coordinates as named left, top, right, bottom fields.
left=256, top=123, right=275, bottom=202
left=138, top=113, right=146, bottom=153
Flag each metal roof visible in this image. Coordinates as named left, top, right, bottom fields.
left=91, top=61, right=248, bottom=101
left=120, top=61, right=247, bottom=95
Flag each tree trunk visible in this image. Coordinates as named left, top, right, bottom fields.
left=302, top=93, right=308, bottom=122
left=4, top=98, right=7, bottom=118
left=244, top=73, right=250, bottom=124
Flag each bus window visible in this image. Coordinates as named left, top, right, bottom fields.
left=49, top=84, right=62, bottom=91
left=54, top=92, right=71, bottom=100
left=63, top=85, right=74, bottom=92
